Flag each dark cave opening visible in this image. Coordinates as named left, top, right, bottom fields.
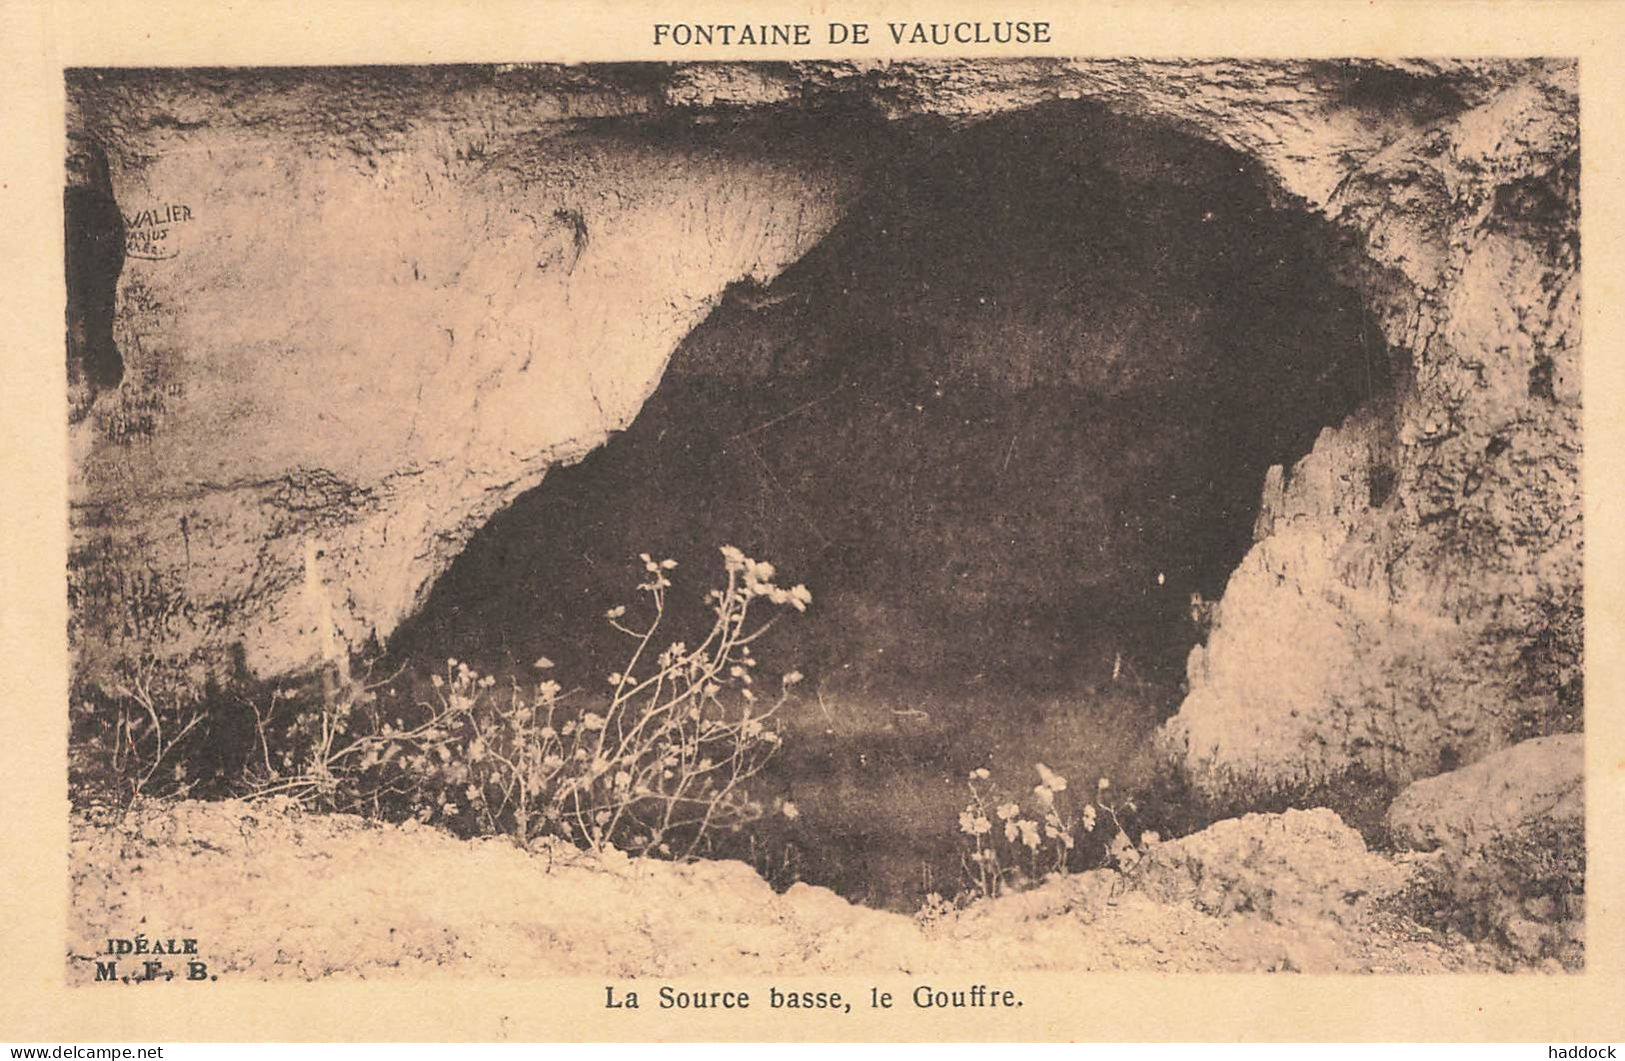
left=65, top=138, right=126, bottom=412
left=386, top=103, right=1392, bottom=908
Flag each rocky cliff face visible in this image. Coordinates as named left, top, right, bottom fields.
left=67, top=59, right=1580, bottom=804
left=1162, top=62, right=1580, bottom=797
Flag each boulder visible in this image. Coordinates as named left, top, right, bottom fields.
left=1386, top=734, right=1583, bottom=962
left=1133, top=807, right=1411, bottom=925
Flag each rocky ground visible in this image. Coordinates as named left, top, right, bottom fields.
left=69, top=797, right=1568, bottom=982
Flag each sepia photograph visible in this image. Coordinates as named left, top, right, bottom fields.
left=59, top=53, right=1584, bottom=985
left=6, top=0, right=1625, bottom=1045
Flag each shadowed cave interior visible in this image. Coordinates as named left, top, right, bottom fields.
left=386, top=103, right=1394, bottom=909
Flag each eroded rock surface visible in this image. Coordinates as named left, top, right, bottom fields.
left=1386, top=734, right=1583, bottom=964
left=1134, top=807, right=1411, bottom=925
left=1160, top=61, right=1579, bottom=797
left=70, top=799, right=1509, bottom=978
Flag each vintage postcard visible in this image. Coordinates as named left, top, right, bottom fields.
left=3, top=0, right=1624, bottom=1044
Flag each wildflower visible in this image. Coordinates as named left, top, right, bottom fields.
left=720, top=545, right=746, bottom=570
left=539, top=726, right=557, bottom=740
left=781, top=801, right=800, bottom=821
left=538, top=680, right=561, bottom=700
left=1033, top=784, right=1054, bottom=805
left=660, top=558, right=678, bottom=570
left=789, top=584, right=812, bottom=611
left=996, top=802, right=1021, bottom=821
left=958, top=810, right=992, bottom=836
left=608, top=673, right=623, bottom=685
left=1082, top=804, right=1098, bottom=831
left=580, top=712, right=606, bottom=731
left=605, top=605, right=626, bottom=620
left=1018, top=819, right=1042, bottom=849
left=783, top=670, right=804, bottom=686
left=1098, top=776, right=1111, bottom=792
left=970, top=767, right=991, bottom=781
left=613, top=770, right=632, bottom=790
left=533, top=656, right=555, bottom=669
left=430, top=674, right=444, bottom=688
left=1036, top=763, right=1067, bottom=792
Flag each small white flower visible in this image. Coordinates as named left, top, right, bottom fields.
left=958, top=811, right=992, bottom=836
left=1019, top=819, right=1042, bottom=850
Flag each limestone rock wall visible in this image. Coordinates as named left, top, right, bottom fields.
left=68, top=67, right=868, bottom=684
left=1164, top=61, right=1580, bottom=797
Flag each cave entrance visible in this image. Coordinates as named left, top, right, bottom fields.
left=387, top=103, right=1391, bottom=910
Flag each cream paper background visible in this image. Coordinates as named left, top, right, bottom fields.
left=1, top=0, right=1622, bottom=1042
